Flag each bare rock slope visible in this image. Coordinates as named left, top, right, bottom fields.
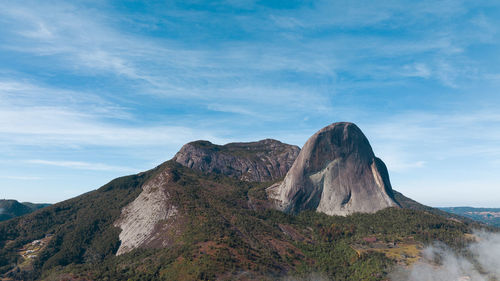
left=114, top=168, right=181, bottom=255
left=267, top=122, right=399, bottom=216
left=174, top=139, right=300, bottom=182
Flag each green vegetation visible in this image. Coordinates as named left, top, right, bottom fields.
left=0, top=163, right=164, bottom=279
left=0, top=161, right=486, bottom=280
left=0, top=200, right=50, bottom=221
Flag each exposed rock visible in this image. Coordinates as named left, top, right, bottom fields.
left=267, top=122, right=399, bottom=216
left=173, top=139, right=300, bottom=182
left=114, top=168, right=181, bottom=255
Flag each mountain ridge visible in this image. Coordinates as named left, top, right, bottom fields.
left=174, top=138, right=300, bottom=182
left=439, top=207, right=500, bottom=227
left=0, top=200, right=50, bottom=222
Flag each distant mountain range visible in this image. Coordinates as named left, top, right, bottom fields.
left=439, top=207, right=500, bottom=227
left=0, top=200, right=50, bottom=221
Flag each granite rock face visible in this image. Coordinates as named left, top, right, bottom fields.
left=114, top=168, right=181, bottom=255
left=173, top=139, right=300, bottom=182
left=267, top=122, right=399, bottom=216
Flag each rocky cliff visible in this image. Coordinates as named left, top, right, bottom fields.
left=173, top=139, right=300, bottom=182
left=267, top=122, right=399, bottom=216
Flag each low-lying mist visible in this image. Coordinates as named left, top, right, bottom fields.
left=390, top=231, right=500, bottom=281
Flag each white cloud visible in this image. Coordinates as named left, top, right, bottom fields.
left=391, top=231, right=500, bottom=280
left=403, top=63, right=432, bottom=78
left=0, top=106, right=224, bottom=147
left=366, top=110, right=500, bottom=160
left=0, top=80, right=130, bottom=118
left=26, top=159, right=137, bottom=172
left=0, top=175, right=42, bottom=180
left=207, top=104, right=257, bottom=116
left=0, top=79, right=230, bottom=148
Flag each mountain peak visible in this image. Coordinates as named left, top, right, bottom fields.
left=267, top=122, right=399, bottom=216
left=173, top=139, right=300, bottom=182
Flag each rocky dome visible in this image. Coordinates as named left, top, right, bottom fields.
left=173, top=139, right=300, bottom=182
left=267, top=122, right=399, bottom=216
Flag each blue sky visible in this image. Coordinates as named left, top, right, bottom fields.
left=1, top=0, right=500, bottom=207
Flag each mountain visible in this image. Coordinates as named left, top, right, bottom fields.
left=116, top=138, right=299, bottom=255
left=268, top=122, right=399, bottom=216
left=0, top=200, right=50, bottom=221
left=0, top=123, right=483, bottom=281
left=174, top=139, right=300, bottom=182
left=440, top=207, right=500, bottom=227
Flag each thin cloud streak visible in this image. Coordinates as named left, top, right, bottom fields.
left=366, top=110, right=500, bottom=160
left=26, top=159, right=137, bottom=172
left=0, top=175, right=42, bottom=180
left=0, top=107, right=225, bottom=147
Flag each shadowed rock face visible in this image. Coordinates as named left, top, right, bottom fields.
left=267, top=122, right=399, bottom=216
left=173, top=139, right=300, bottom=182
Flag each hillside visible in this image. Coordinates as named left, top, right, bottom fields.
left=0, top=200, right=50, bottom=222
left=0, top=161, right=481, bottom=281
left=439, top=207, right=500, bottom=227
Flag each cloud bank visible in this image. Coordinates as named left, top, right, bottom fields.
left=391, top=231, right=500, bottom=281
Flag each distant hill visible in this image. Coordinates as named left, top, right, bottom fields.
left=439, top=207, right=500, bottom=227
left=0, top=200, right=51, bottom=221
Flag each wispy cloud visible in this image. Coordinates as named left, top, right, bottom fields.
left=402, top=63, right=432, bottom=79
left=0, top=0, right=479, bottom=98
left=0, top=80, right=130, bottom=118
left=366, top=110, right=500, bottom=162
left=0, top=106, right=226, bottom=147
left=26, top=160, right=137, bottom=172
left=0, top=175, right=42, bottom=180
left=207, top=104, right=257, bottom=116
left=0, top=79, right=231, bottom=147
